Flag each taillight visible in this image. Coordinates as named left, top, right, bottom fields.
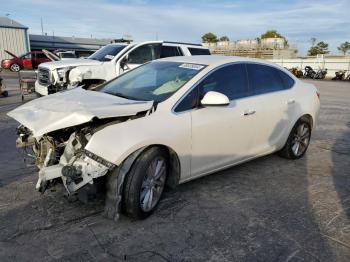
left=316, top=91, right=320, bottom=99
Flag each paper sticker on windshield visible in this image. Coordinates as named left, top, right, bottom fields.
left=104, top=54, right=115, bottom=60
left=179, top=63, right=204, bottom=70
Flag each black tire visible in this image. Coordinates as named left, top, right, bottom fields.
left=123, top=147, right=168, bottom=219
left=2, top=91, right=8, bottom=97
left=278, top=119, right=311, bottom=159
left=10, top=63, right=21, bottom=72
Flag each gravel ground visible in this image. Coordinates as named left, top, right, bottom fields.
left=0, top=71, right=349, bottom=261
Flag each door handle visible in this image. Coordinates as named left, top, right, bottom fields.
left=287, top=99, right=295, bottom=104
left=243, top=110, right=256, bottom=116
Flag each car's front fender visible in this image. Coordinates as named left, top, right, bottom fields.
left=84, top=112, right=192, bottom=179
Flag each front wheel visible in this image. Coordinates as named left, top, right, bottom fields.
left=10, top=64, right=21, bottom=72
left=123, top=147, right=168, bottom=219
left=279, top=119, right=311, bottom=159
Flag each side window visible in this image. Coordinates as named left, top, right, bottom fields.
left=198, top=64, right=248, bottom=100
left=188, top=48, right=210, bottom=55
left=128, top=44, right=161, bottom=64
left=161, top=46, right=182, bottom=58
left=247, top=64, right=286, bottom=95
left=36, top=53, right=47, bottom=59
left=175, top=87, right=198, bottom=113
left=22, top=53, right=32, bottom=59
left=278, top=71, right=295, bottom=89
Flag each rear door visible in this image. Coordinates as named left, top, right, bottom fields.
left=245, top=63, right=296, bottom=154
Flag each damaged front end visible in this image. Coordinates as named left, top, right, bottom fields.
left=9, top=87, right=154, bottom=203
left=16, top=123, right=115, bottom=195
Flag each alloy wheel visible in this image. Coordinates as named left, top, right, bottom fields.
left=291, top=123, right=310, bottom=157
left=10, top=64, right=20, bottom=72
left=140, top=157, right=167, bottom=212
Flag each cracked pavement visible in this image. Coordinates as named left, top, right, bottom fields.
left=0, top=71, right=350, bottom=261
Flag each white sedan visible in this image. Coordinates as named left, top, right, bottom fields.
left=9, top=56, right=320, bottom=219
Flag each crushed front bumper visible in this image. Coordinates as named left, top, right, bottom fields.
left=36, top=155, right=111, bottom=194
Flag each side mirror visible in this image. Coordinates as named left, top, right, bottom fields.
left=200, top=91, right=230, bottom=106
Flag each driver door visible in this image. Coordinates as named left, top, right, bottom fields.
left=118, top=42, right=162, bottom=75
left=22, top=53, right=33, bottom=69
left=189, top=63, right=256, bottom=177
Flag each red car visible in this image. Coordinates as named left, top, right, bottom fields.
left=1, top=50, right=50, bottom=72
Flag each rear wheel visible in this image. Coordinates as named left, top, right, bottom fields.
left=123, top=147, right=168, bottom=219
left=10, top=64, right=21, bottom=72
left=279, top=119, right=311, bottom=159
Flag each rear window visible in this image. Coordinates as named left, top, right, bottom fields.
left=188, top=48, right=210, bottom=55
left=278, top=71, right=295, bottom=89
left=247, top=64, right=286, bottom=95
left=161, top=46, right=183, bottom=58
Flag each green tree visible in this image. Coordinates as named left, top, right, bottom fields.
left=201, top=32, right=218, bottom=43
left=219, top=36, right=230, bottom=42
left=307, top=41, right=330, bottom=56
left=260, top=30, right=288, bottom=46
left=337, top=41, right=350, bottom=55
left=310, top=37, right=317, bottom=47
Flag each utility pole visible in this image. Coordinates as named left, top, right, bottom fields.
left=40, top=17, right=44, bottom=35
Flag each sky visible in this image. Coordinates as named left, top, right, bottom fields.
left=2, top=0, right=350, bottom=55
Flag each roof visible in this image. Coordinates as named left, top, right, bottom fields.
left=0, top=17, right=28, bottom=29
left=29, top=34, right=114, bottom=51
left=30, top=34, right=113, bottom=46
left=159, top=55, right=265, bottom=66
left=164, top=41, right=203, bottom=47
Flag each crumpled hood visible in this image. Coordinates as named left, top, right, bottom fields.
left=39, top=59, right=102, bottom=70
left=8, top=88, right=153, bottom=137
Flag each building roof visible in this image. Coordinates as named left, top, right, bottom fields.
left=0, top=17, right=28, bottom=29
left=29, top=34, right=114, bottom=51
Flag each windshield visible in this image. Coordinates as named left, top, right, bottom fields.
left=89, top=44, right=127, bottom=61
left=100, top=61, right=205, bottom=102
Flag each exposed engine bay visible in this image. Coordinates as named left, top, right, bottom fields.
left=15, top=116, right=141, bottom=195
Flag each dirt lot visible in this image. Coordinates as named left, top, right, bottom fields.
left=0, top=71, right=350, bottom=262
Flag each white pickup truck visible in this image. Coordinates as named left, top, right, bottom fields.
left=35, top=41, right=210, bottom=96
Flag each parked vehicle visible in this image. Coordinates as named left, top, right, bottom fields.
left=42, top=49, right=78, bottom=61
left=288, top=67, right=303, bottom=78
left=55, top=50, right=77, bottom=60
left=332, top=70, right=346, bottom=80
left=1, top=50, right=50, bottom=72
left=303, top=66, right=316, bottom=79
left=313, top=68, right=327, bottom=79
left=35, top=41, right=211, bottom=96
left=8, top=56, right=320, bottom=220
